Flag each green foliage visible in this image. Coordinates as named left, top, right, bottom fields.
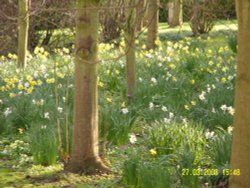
left=2, top=140, right=30, bottom=159
left=122, top=153, right=140, bottom=187
left=203, top=128, right=232, bottom=186
left=100, top=103, right=137, bottom=145
left=178, top=145, right=201, bottom=188
left=228, top=33, right=237, bottom=54
left=29, top=122, right=58, bottom=166
left=122, top=152, right=172, bottom=188
left=137, top=164, right=172, bottom=188
left=146, top=121, right=206, bottom=157
left=1, top=139, right=33, bottom=168
left=210, top=128, right=232, bottom=168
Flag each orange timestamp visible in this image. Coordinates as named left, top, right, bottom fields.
left=181, top=168, right=241, bottom=176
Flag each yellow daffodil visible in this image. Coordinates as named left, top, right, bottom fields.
left=46, top=78, right=55, bottom=84
left=149, top=148, right=157, bottom=156
left=191, top=101, right=196, bottom=106
left=106, top=97, right=112, bottom=103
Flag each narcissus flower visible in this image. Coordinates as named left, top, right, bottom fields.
left=149, top=148, right=157, bottom=156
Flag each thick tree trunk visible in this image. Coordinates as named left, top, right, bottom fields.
left=147, top=0, right=159, bottom=50
left=125, top=0, right=136, bottom=102
left=18, top=0, right=29, bottom=68
left=229, top=1, right=250, bottom=187
left=168, top=0, right=182, bottom=27
left=66, top=0, right=109, bottom=174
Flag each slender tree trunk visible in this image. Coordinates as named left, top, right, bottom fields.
left=142, top=0, right=149, bottom=28
left=66, top=0, right=109, bottom=174
left=147, top=0, right=159, bottom=50
left=18, top=0, right=29, bottom=68
left=189, top=0, right=202, bottom=36
left=168, top=0, right=183, bottom=27
left=136, top=0, right=146, bottom=31
left=125, top=0, right=137, bottom=102
left=230, top=1, right=250, bottom=187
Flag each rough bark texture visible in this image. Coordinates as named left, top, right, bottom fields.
left=125, top=0, right=137, bottom=102
left=168, top=0, right=183, bottom=27
left=18, top=0, right=29, bottom=68
left=65, top=0, right=109, bottom=174
left=229, top=1, right=250, bottom=187
left=147, top=0, right=159, bottom=50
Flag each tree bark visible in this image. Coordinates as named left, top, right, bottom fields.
left=230, top=1, right=250, bottom=187
left=125, top=0, right=137, bottom=102
left=18, top=0, right=29, bottom=68
left=147, top=0, right=159, bottom=50
left=135, top=0, right=146, bottom=31
left=189, top=0, right=200, bottom=36
left=168, top=0, right=183, bottom=27
left=66, top=0, right=109, bottom=174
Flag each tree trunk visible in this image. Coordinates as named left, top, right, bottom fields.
left=18, top=0, right=29, bottom=68
left=125, top=0, right=137, bottom=102
left=168, top=0, right=183, bottom=27
left=135, top=0, right=146, bottom=31
left=66, top=0, right=109, bottom=174
left=147, top=0, right=159, bottom=50
left=189, top=0, right=200, bottom=36
left=229, top=1, right=250, bottom=187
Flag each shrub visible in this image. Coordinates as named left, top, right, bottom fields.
left=188, top=0, right=216, bottom=35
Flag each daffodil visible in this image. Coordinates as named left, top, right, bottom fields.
left=106, top=97, right=112, bottom=103
left=149, top=148, right=157, bottom=156
left=46, top=78, right=55, bottom=84
left=191, top=101, right=196, bottom=106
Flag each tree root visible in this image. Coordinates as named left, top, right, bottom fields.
left=64, top=158, right=112, bottom=175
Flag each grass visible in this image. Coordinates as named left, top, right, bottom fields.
left=0, top=20, right=237, bottom=187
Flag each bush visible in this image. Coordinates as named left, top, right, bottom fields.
left=189, top=0, right=216, bottom=35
